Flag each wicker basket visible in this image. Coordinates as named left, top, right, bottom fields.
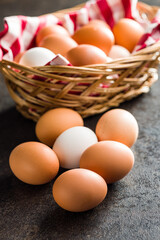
left=0, top=2, right=160, bottom=121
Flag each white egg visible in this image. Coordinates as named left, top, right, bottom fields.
left=53, top=126, right=98, bottom=169
left=108, top=45, right=130, bottom=59
left=19, top=47, right=55, bottom=67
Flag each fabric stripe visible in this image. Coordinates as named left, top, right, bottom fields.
left=121, top=0, right=132, bottom=18
left=96, top=0, right=115, bottom=28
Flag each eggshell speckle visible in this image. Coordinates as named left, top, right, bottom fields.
left=53, top=126, right=98, bottom=169
left=9, top=142, right=59, bottom=185
left=35, top=108, right=84, bottom=146
left=52, top=168, right=107, bottom=212
left=95, top=109, right=139, bottom=147
left=80, top=141, right=134, bottom=183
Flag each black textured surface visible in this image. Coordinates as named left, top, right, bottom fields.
left=0, top=1, right=160, bottom=240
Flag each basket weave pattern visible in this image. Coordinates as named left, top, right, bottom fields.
left=0, top=2, right=160, bottom=121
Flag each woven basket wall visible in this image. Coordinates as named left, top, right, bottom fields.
left=0, top=2, right=160, bottom=121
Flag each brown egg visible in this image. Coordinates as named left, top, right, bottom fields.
left=95, top=109, right=139, bottom=147
left=66, top=44, right=108, bottom=66
left=80, top=141, right=134, bottom=183
left=35, top=108, right=84, bottom=146
left=52, top=168, right=107, bottom=212
left=72, top=25, right=115, bottom=54
left=112, top=18, right=145, bottom=52
left=39, top=34, right=77, bottom=56
left=9, top=142, right=59, bottom=185
left=87, top=19, right=111, bottom=29
left=36, top=25, right=70, bottom=46
left=14, top=51, right=26, bottom=63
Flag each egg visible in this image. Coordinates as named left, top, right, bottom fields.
left=72, top=25, right=115, bottom=54
left=19, top=47, right=55, bottom=67
left=14, top=51, right=26, bottom=63
left=39, top=34, right=77, bottom=57
left=53, top=126, right=98, bottom=169
left=36, top=25, right=70, bottom=46
left=52, top=168, right=107, bottom=212
left=108, top=45, right=130, bottom=59
left=9, top=142, right=59, bottom=185
left=35, top=108, right=84, bottom=147
left=80, top=141, right=134, bottom=183
left=87, top=19, right=111, bottom=29
left=112, top=18, right=145, bottom=52
left=66, top=44, right=109, bottom=66
left=95, top=109, right=139, bottom=147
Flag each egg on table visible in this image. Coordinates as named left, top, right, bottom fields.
left=80, top=141, right=134, bottom=183
left=19, top=47, right=55, bottom=66
left=35, top=108, right=84, bottom=146
left=53, top=126, right=98, bottom=169
left=9, top=142, right=59, bottom=185
left=52, top=168, right=107, bottom=212
left=95, top=108, right=139, bottom=147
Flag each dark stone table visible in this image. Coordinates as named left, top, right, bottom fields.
left=0, top=0, right=159, bottom=239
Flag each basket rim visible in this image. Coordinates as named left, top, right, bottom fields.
left=0, top=1, right=160, bottom=71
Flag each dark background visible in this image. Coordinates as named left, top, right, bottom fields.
left=0, top=0, right=160, bottom=239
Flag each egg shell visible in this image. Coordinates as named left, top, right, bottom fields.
left=112, top=18, right=145, bottom=52
left=87, top=19, right=111, bottom=29
left=9, top=142, right=59, bottom=185
left=19, top=47, right=55, bottom=67
left=36, top=25, right=70, bottom=46
left=66, top=44, right=108, bottom=66
left=108, top=45, right=130, bottom=59
left=52, top=168, right=107, bottom=212
left=14, top=51, right=26, bottom=63
left=95, top=108, right=139, bottom=147
left=39, top=34, right=78, bottom=57
left=72, top=25, right=115, bottom=54
left=80, top=141, right=134, bottom=183
left=35, top=108, right=84, bottom=146
left=53, top=126, right=98, bottom=169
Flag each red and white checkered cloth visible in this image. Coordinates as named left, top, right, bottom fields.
left=0, top=0, right=160, bottom=63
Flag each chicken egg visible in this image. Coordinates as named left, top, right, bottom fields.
left=80, top=141, right=134, bottom=183
left=53, top=126, right=98, bottom=169
left=52, top=168, right=107, bottom=212
left=9, top=142, right=59, bottom=185
left=39, top=34, right=77, bottom=57
left=35, top=108, right=84, bottom=147
left=36, top=25, right=70, bottom=46
left=14, top=51, right=26, bottom=63
left=95, top=109, right=139, bottom=147
left=113, top=18, right=145, bottom=52
left=66, top=44, right=109, bottom=66
left=72, top=25, right=115, bottom=54
left=108, top=45, right=130, bottom=59
left=19, top=47, right=55, bottom=67
left=87, top=19, right=111, bottom=29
